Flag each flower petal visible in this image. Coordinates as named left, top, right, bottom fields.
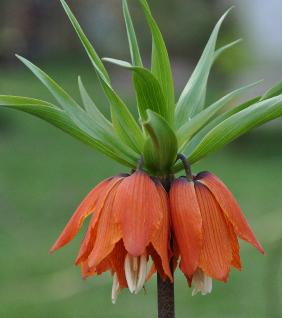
left=170, top=178, right=202, bottom=278
left=151, top=182, right=173, bottom=281
left=75, top=176, right=124, bottom=264
left=227, top=221, right=242, bottom=270
left=113, top=171, right=163, bottom=256
left=87, top=184, right=122, bottom=267
left=197, top=172, right=264, bottom=254
left=109, top=240, right=128, bottom=288
left=50, top=177, right=113, bottom=252
left=195, top=182, right=233, bottom=281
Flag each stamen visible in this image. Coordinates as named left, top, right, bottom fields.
left=124, top=253, right=147, bottom=294
left=124, top=254, right=136, bottom=293
left=111, top=273, right=120, bottom=304
left=135, top=255, right=147, bottom=294
left=192, top=268, right=213, bottom=296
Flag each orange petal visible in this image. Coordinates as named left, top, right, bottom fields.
left=50, top=177, right=113, bottom=253
left=113, top=171, right=163, bottom=256
left=147, top=244, right=167, bottom=282
left=169, top=178, right=202, bottom=279
left=195, top=182, right=233, bottom=281
left=151, top=182, right=173, bottom=281
left=87, top=183, right=122, bottom=267
left=80, top=261, right=95, bottom=279
left=109, top=240, right=128, bottom=288
left=197, top=172, right=264, bottom=254
left=75, top=177, right=124, bottom=264
left=227, top=221, right=242, bottom=271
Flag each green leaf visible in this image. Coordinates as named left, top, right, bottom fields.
left=60, top=0, right=110, bottom=83
left=176, top=8, right=233, bottom=125
left=143, top=110, right=178, bottom=174
left=78, top=76, right=112, bottom=129
left=103, top=58, right=169, bottom=124
left=213, top=39, right=242, bottom=62
left=16, top=55, right=98, bottom=132
left=260, top=80, right=282, bottom=101
left=122, top=0, right=143, bottom=67
left=60, top=0, right=144, bottom=154
left=182, top=80, right=282, bottom=163
left=182, top=96, right=261, bottom=161
left=15, top=56, right=140, bottom=162
left=181, top=95, right=282, bottom=167
left=0, top=96, right=137, bottom=167
left=177, top=80, right=261, bottom=149
left=138, top=0, right=175, bottom=125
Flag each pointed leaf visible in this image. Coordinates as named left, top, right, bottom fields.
left=103, top=58, right=170, bottom=124
left=143, top=110, right=178, bottom=173
left=181, top=96, right=261, bottom=162
left=177, top=81, right=261, bottom=148
left=213, top=39, right=242, bottom=62
left=0, top=96, right=137, bottom=167
left=184, top=95, right=282, bottom=165
left=122, top=0, right=143, bottom=67
left=15, top=57, right=139, bottom=162
left=78, top=76, right=112, bottom=129
left=176, top=8, right=233, bottom=125
left=60, top=0, right=110, bottom=83
left=60, top=0, right=145, bottom=154
left=138, top=0, right=175, bottom=125
left=260, top=80, right=282, bottom=101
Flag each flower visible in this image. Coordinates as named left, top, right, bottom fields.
left=50, top=171, right=172, bottom=303
left=169, top=171, right=264, bottom=295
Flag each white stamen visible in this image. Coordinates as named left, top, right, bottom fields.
left=124, top=254, right=136, bottom=293
left=111, top=273, right=120, bottom=304
left=124, top=253, right=147, bottom=295
left=135, top=255, right=147, bottom=294
left=192, top=268, right=212, bottom=296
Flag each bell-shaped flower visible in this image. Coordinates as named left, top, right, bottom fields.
left=51, top=171, right=172, bottom=303
left=170, top=171, right=264, bottom=295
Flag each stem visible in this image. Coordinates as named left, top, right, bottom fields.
left=158, top=176, right=175, bottom=318
left=157, top=265, right=175, bottom=318
left=176, top=154, right=193, bottom=181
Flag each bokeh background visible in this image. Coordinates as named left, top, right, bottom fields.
left=0, top=0, right=282, bottom=317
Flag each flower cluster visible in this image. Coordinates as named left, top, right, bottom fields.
left=51, top=159, right=263, bottom=303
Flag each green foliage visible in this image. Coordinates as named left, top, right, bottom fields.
left=59, top=0, right=144, bottom=154
left=176, top=8, right=233, bottom=126
left=181, top=95, right=282, bottom=168
left=177, top=80, right=262, bottom=149
left=138, top=0, right=175, bottom=126
left=1, top=1, right=282, bottom=176
left=0, top=96, right=137, bottom=167
left=103, top=58, right=169, bottom=124
left=122, top=0, right=143, bottom=67
left=143, top=110, right=178, bottom=174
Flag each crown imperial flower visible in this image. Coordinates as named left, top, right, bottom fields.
left=51, top=171, right=172, bottom=303
left=170, top=169, right=264, bottom=295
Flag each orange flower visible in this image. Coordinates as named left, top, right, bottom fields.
left=170, top=171, right=264, bottom=295
left=50, top=171, right=172, bottom=303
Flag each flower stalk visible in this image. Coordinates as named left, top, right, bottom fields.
left=158, top=176, right=175, bottom=318
left=157, top=271, right=175, bottom=318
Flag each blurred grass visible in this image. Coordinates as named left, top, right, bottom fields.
left=0, top=63, right=281, bottom=318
